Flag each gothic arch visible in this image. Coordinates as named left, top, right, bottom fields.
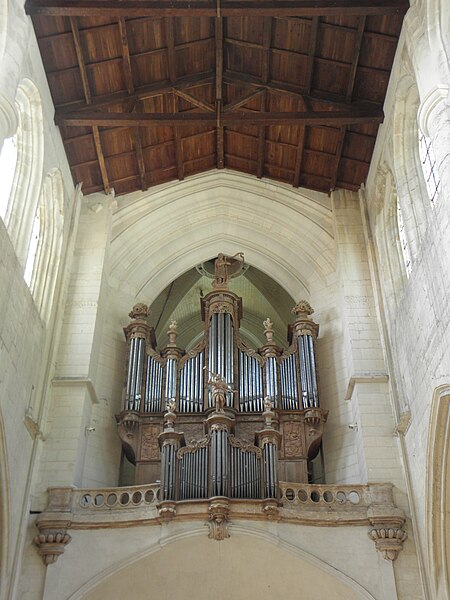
left=29, top=168, right=65, bottom=322
left=110, top=171, right=335, bottom=308
left=392, top=65, right=430, bottom=262
left=426, top=384, right=450, bottom=600
left=5, top=78, right=44, bottom=267
left=65, top=528, right=377, bottom=600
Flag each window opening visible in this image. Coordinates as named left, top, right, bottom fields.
left=396, top=197, right=412, bottom=277
left=419, top=130, right=441, bottom=203
left=24, top=207, right=41, bottom=286
left=0, top=136, right=18, bottom=221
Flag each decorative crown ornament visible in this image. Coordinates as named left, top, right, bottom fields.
left=128, top=303, right=151, bottom=320
left=291, top=300, right=314, bottom=319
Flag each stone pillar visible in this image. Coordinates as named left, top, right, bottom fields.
left=332, top=189, right=404, bottom=493
left=36, top=194, right=114, bottom=504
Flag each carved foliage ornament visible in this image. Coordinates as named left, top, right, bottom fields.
left=368, top=523, right=408, bottom=561
left=34, top=527, right=72, bottom=565
left=129, top=303, right=151, bottom=320
left=208, top=499, right=230, bottom=540
left=291, top=300, right=314, bottom=318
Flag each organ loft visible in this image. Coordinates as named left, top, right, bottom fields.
left=116, top=253, right=328, bottom=508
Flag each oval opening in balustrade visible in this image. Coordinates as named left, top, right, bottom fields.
left=323, top=490, right=333, bottom=503
left=132, top=491, right=142, bottom=504
left=80, top=494, right=92, bottom=507
left=348, top=490, right=360, bottom=504
left=106, top=493, right=117, bottom=507
left=298, top=489, right=308, bottom=502
left=94, top=494, right=104, bottom=507
left=285, top=488, right=295, bottom=501
left=335, top=491, right=347, bottom=504
left=120, top=492, right=130, bottom=506
left=145, top=489, right=154, bottom=503
left=310, top=490, right=320, bottom=503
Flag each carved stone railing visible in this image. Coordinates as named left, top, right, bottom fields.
left=34, top=482, right=407, bottom=564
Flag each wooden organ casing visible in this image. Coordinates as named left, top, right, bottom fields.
left=116, top=262, right=327, bottom=500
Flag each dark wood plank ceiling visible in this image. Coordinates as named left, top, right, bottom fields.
left=27, top=1, right=406, bottom=196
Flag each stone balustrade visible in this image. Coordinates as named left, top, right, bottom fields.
left=34, top=481, right=407, bottom=564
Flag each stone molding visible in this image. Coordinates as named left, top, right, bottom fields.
left=0, top=92, right=18, bottom=142
left=51, top=376, right=100, bottom=405
left=417, top=85, right=450, bottom=138
left=35, top=481, right=406, bottom=562
left=344, top=372, right=389, bottom=401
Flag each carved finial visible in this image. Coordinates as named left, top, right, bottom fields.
left=263, top=318, right=274, bottom=343
left=212, top=252, right=244, bottom=289
left=167, top=320, right=178, bottom=346
left=129, top=303, right=151, bottom=320
left=291, top=300, right=314, bottom=319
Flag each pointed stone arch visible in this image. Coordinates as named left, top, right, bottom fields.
left=426, top=384, right=450, bottom=600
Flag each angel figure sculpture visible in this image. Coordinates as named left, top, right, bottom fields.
left=208, top=372, right=233, bottom=412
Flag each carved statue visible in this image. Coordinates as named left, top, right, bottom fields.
left=263, top=397, right=273, bottom=413
left=166, top=398, right=176, bottom=414
left=168, top=320, right=177, bottom=331
left=208, top=372, right=233, bottom=412
left=213, top=252, right=244, bottom=288
left=263, top=318, right=273, bottom=331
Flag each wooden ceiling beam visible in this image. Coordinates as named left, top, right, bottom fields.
left=330, top=16, right=366, bottom=192
left=26, top=0, right=409, bottom=18
left=118, top=17, right=147, bottom=191
left=56, top=72, right=214, bottom=114
left=215, top=15, right=224, bottom=169
left=224, top=88, right=264, bottom=112
left=171, top=94, right=185, bottom=181
left=173, top=89, right=214, bottom=112
left=257, top=17, right=272, bottom=179
left=56, top=107, right=384, bottom=127
left=69, top=16, right=110, bottom=193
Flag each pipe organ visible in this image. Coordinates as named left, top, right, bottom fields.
left=117, top=254, right=327, bottom=501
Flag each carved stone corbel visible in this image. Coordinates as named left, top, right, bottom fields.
left=367, top=501, right=408, bottom=561
left=208, top=498, right=230, bottom=540
left=262, top=499, right=280, bottom=520
left=34, top=526, right=72, bottom=565
left=158, top=500, right=177, bottom=522
left=116, top=411, right=141, bottom=463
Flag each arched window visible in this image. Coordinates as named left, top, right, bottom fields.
left=25, top=169, right=65, bottom=322
left=0, top=135, right=17, bottom=221
left=418, top=130, right=441, bottom=203
left=396, top=197, right=412, bottom=277
left=5, top=78, right=44, bottom=267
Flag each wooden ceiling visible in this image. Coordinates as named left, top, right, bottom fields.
left=26, top=0, right=407, bottom=196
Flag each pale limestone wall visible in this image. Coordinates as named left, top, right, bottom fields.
left=40, top=523, right=399, bottom=600
left=364, top=4, right=450, bottom=594
left=0, top=220, right=44, bottom=599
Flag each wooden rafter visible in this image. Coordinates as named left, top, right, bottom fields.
left=69, top=16, right=110, bottom=193
left=257, top=17, right=272, bottom=179
left=215, top=15, right=224, bottom=169
left=56, top=108, right=384, bottom=127
left=330, top=16, right=366, bottom=192
left=224, top=89, right=264, bottom=113
left=25, top=0, right=409, bottom=18
left=171, top=93, right=185, bottom=181
left=118, top=17, right=147, bottom=191
left=164, top=17, right=184, bottom=180
left=173, top=89, right=214, bottom=112
left=56, top=72, right=214, bottom=114
left=293, top=16, right=318, bottom=188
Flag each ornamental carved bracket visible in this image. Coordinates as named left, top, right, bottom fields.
left=368, top=518, right=408, bottom=561
left=34, top=519, right=72, bottom=565
left=208, top=498, right=230, bottom=541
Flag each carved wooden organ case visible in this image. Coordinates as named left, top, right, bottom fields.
left=116, top=279, right=328, bottom=503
